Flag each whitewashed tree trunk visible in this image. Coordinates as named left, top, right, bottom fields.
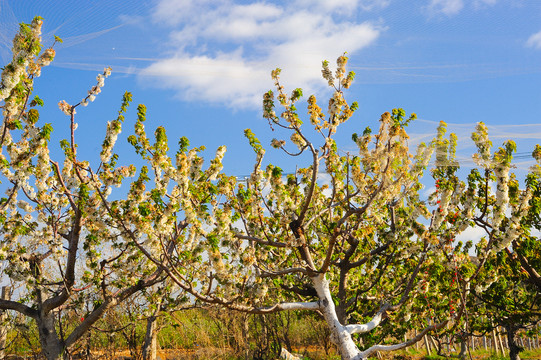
left=309, top=273, right=436, bottom=360
left=311, top=273, right=361, bottom=359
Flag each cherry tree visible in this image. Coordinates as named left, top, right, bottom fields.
left=469, top=142, right=541, bottom=360
left=95, top=52, right=467, bottom=359
left=423, top=122, right=540, bottom=360
left=4, top=16, right=535, bottom=360
left=0, top=18, right=168, bottom=360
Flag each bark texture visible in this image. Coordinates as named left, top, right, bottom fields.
left=506, top=323, right=522, bottom=360
left=312, top=273, right=361, bottom=359
left=37, top=313, right=64, bottom=360
left=142, top=311, right=160, bottom=360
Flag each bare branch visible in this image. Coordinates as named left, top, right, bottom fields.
left=358, top=320, right=448, bottom=359
left=0, top=299, right=38, bottom=318
left=42, top=207, right=82, bottom=314
left=345, top=303, right=390, bottom=334
left=235, top=234, right=287, bottom=248
left=50, top=161, right=77, bottom=210
left=348, top=240, right=392, bottom=269
left=252, top=301, right=321, bottom=314
left=297, top=143, right=319, bottom=224
left=64, top=269, right=164, bottom=349
left=259, top=267, right=309, bottom=278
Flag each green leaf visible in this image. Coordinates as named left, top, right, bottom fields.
left=138, top=202, right=151, bottom=217
left=244, top=129, right=263, bottom=154
left=30, top=95, right=44, bottom=107
left=179, top=136, right=190, bottom=152
left=27, top=109, right=39, bottom=125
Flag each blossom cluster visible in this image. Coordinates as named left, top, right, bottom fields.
left=81, top=67, right=111, bottom=107
left=321, top=60, right=334, bottom=86
left=0, top=17, right=42, bottom=101
left=58, top=67, right=112, bottom=117
left=471, top=122, right=492, bottom=168
left=492, top=189, right=531, bottom=253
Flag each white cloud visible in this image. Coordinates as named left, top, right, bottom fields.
left=142, top=52, right=269, bottom=108
left=425, top=0, right=464, bottom=16
left=526, top=30, right=541, bottom=50
left=456, top=226, right=485, bottom=243
left=456, top=225, right=486, bottom=255
left=141, top=0, right=382, bottom=109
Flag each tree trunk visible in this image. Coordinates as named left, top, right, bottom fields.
left=505, top=323, right=522, bottom=360
left=458, top=336, right=466, bottom=359
left=312, top=273, right=361, bottom=360
left=0, top=286, right=12, bottom=359
left=37, top=313, right=65, bottom=360
left=142, top=311, right=160, bottom=360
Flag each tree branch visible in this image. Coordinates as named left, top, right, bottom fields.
left=42, top=206, right=82, bottom=314
left=345, top=303, right=390, bottom=334
left=252, top=301, right=321, bottom=314
left=319, top=232, right=337, bottom=274
left=0, top=299, right=38, bottom=318
left=280, top=283, right=318, bottom=297
left=391, top=250, right=427, bottom=311
left=64, top=270, right=164, bottom=349
left=297, top=143, right=319, bottom=225
left=235, top=234, right=287, bottom=248
left=289, top=219, right=317, bottom=271
left=508, top=243, right=541, bottom=291
left=358, top=320, right=448, bottom=359
left=259, top=267, right=309, bottom=278
left=348, top=240, right=392, bottom=269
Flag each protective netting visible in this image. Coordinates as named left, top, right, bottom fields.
left=1, top=0, right=540, bottom=172
left=0, top=0, right=152, bottom=63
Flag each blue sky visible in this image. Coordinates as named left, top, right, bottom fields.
left=1, top=0, right=541, bottom=176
